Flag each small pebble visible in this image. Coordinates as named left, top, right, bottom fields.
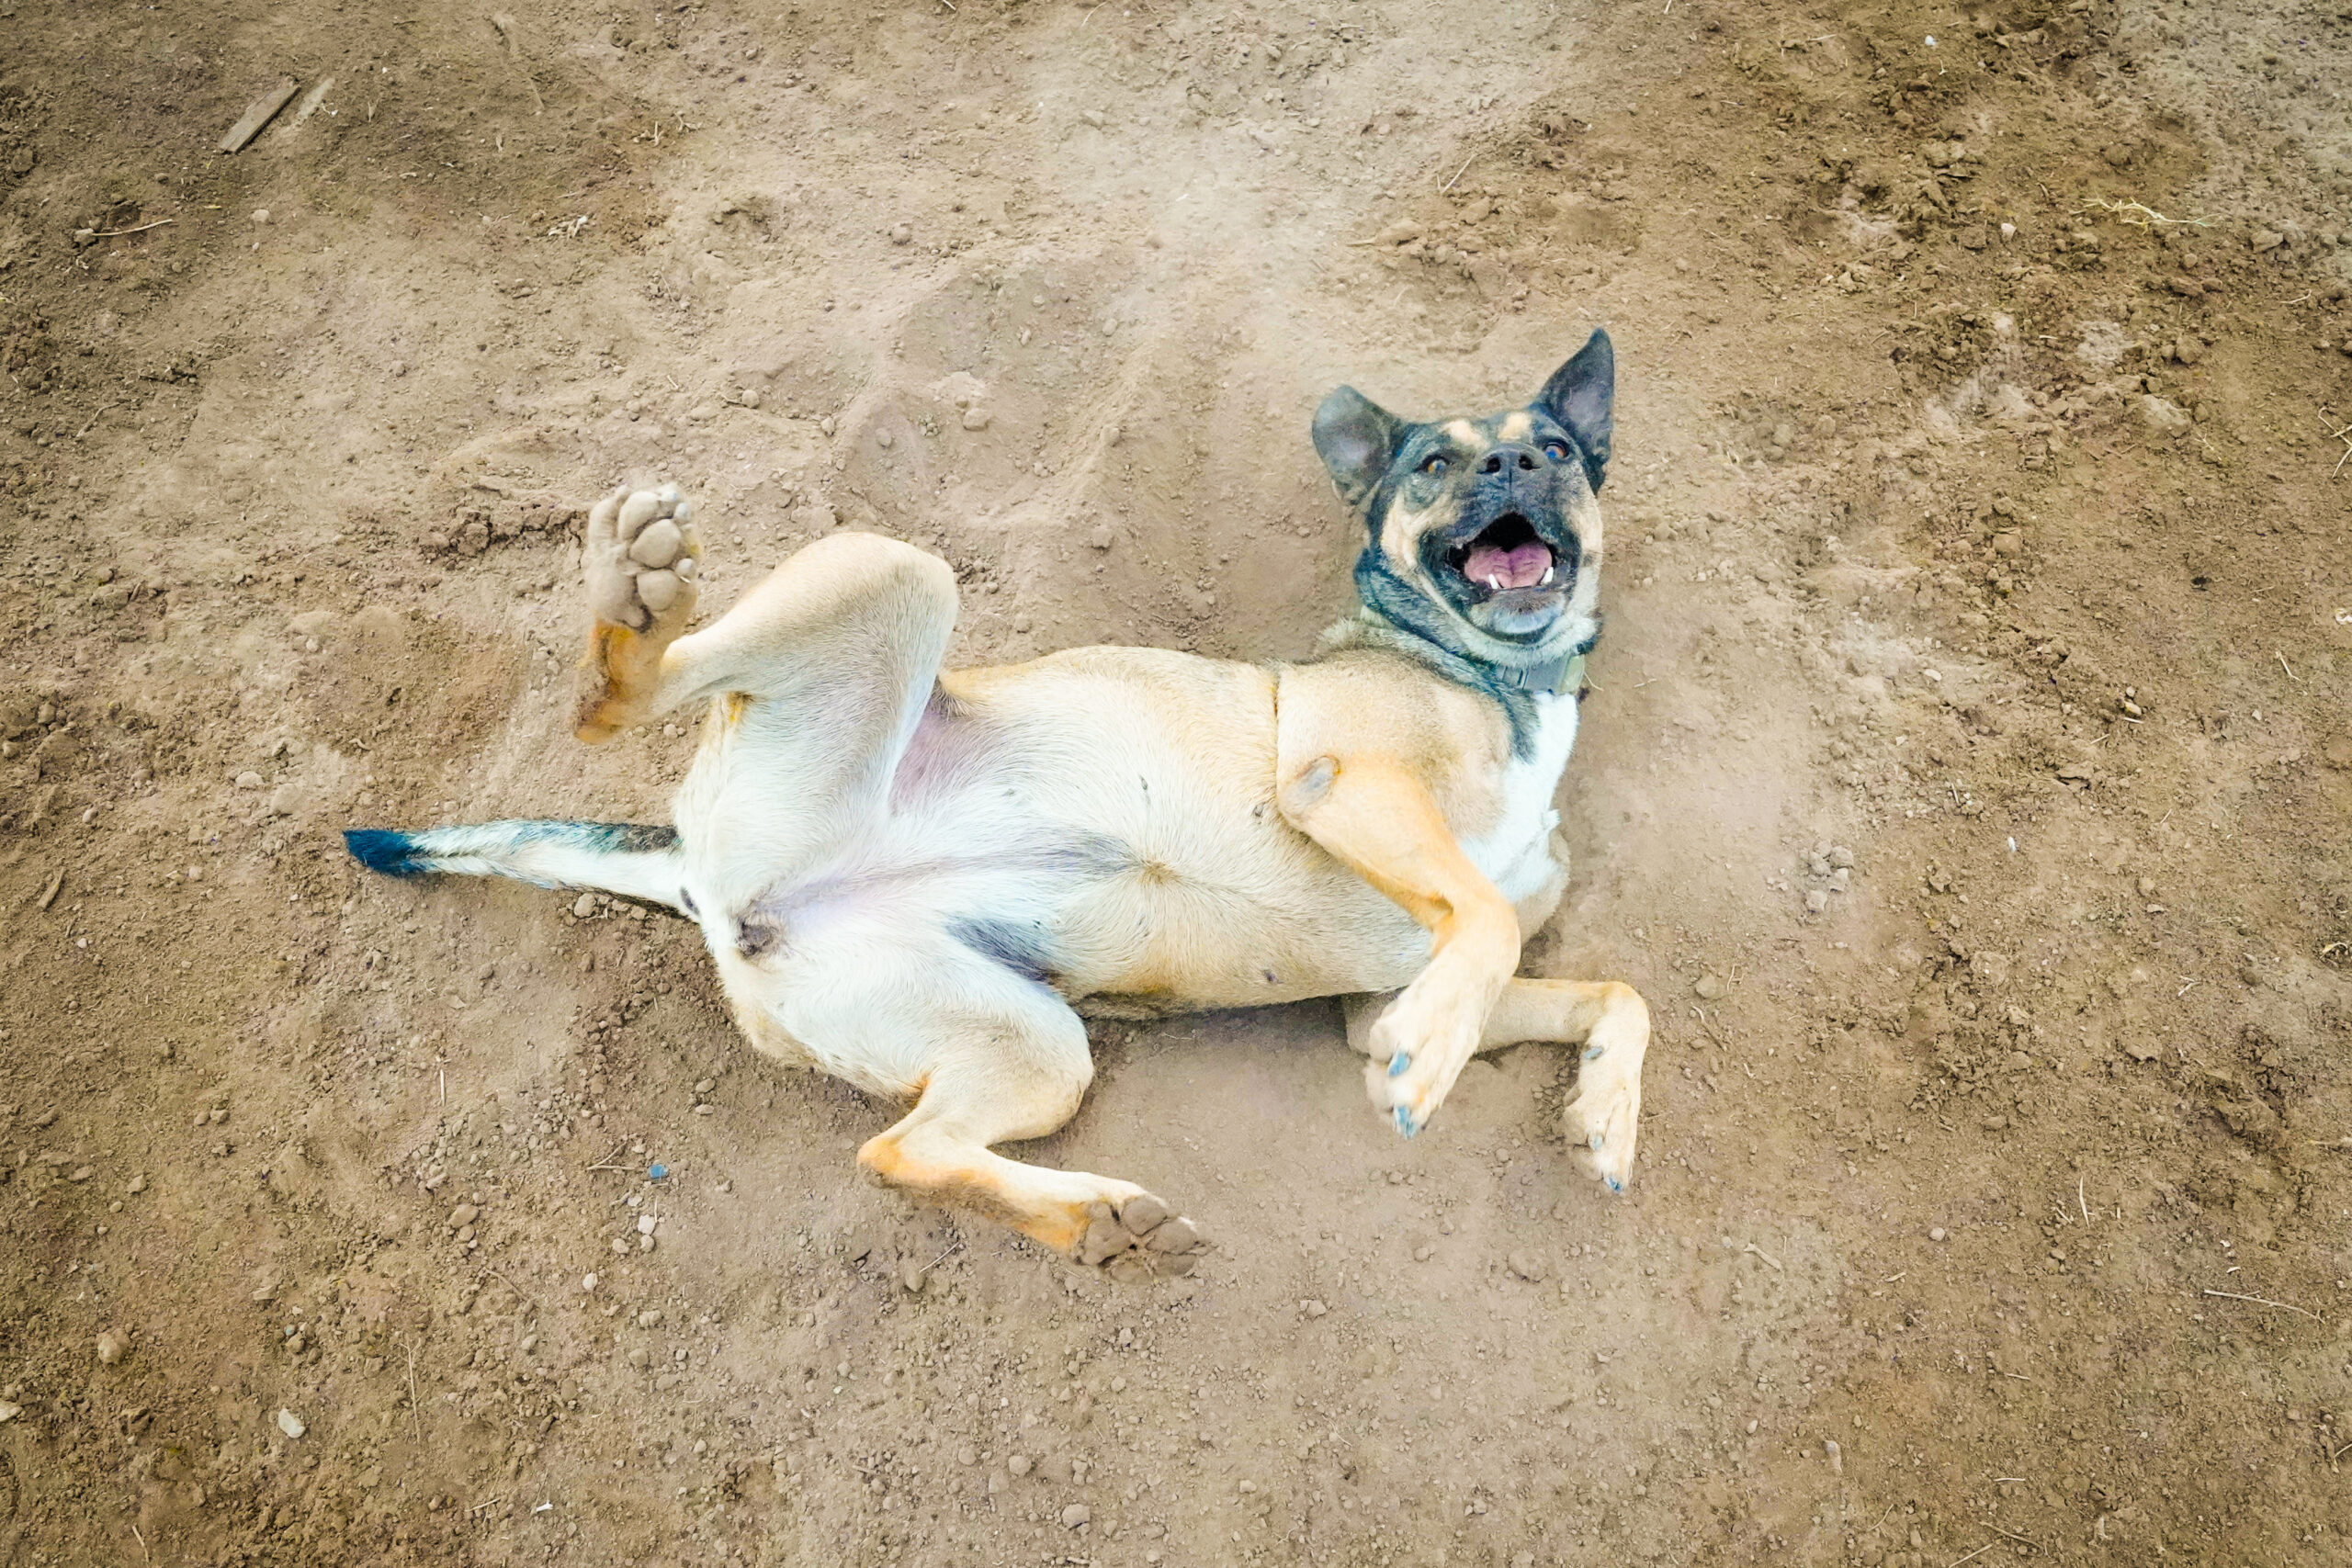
left=1930, top=1227, right=1948, bottom=1243
left=571, top=893, right=597, bottom=919
left=957, top=1445, right=978, bottom=1466
left=450, top=1203, right=480, bottom=1227
left=582, top=1273, right=598, bottom=1292
left=1060, top=1504, right=1092, bottom=1530
left=234, top=771, right=264, bottom=790
left=1089, top=525, right=1115, bottom=550
left=638, top=1309, right=663, bottom=1328
left=1804, top=889, right=1829, bottom=914
left=1301, top=1299, right=1328, bottom=1319
left=1507, top=1252, right=1546, bottom=1283
left=1007, top=1452, right=1033, bottom=1478
left=637, top=1214, right=657, bottom=1235
left=96, top=1330, right=129, bottom=1366
left=276, top=1408, right=306, bottom=1439
left=1693, top=973, right=1728, bottom=999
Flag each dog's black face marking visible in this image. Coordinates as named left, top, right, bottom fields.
left=1314, top=330, right=1613, bottom=657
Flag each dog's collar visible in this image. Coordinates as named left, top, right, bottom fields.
left=1500, top=651, right=1586, bottom=697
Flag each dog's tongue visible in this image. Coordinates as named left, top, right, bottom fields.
left=1464, top=541, right=1552, bottom=590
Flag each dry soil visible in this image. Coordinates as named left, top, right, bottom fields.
left=4, top=2, right=2352, bottom=1566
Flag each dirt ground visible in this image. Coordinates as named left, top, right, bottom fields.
left=5, top=0, right=2352, bottom=1563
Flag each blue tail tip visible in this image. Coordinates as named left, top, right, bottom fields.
left=345, top=829, right=424, bottom=877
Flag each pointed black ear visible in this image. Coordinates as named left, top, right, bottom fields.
left=1312, top=385, right=1405, bottom=511
left=1534, top=329, right=1614, bottom=491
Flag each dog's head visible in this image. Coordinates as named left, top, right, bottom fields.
left=1313, top=331, right=1613, bottom=664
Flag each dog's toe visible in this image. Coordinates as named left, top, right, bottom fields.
left=1563, top=1074, right=1641, bottom=1193
left=1073, top=1191, right=1207, bottom=1280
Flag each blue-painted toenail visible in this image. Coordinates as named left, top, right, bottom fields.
left=1387, top=1053, right=1411, bottom=1078
left=1394, top=1106, right=1419, bottom=1138
left=1590, top=1134, right=1605, bottom=1149
left=1606, top=1177, right=1624, bottom=1194
left=1583, top=1045, right=1605, bottom=1061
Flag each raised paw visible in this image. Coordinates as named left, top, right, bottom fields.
left=584, top=482, right=704, bottom=635
left=1073, top=1191, right=1209, bottom=1282
left=1562, top=1058, right=1641, bottom=1194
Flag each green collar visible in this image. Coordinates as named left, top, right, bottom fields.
left=1500, top=651, right=1586, bottom=697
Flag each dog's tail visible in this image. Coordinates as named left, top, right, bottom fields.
left=344, top=820, right=688, bottom=911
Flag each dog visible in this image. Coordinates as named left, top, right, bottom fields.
left=345, top=330, right=1649, bottom=1280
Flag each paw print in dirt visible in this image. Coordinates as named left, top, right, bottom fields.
left=584, top=483, right=704, bottom=634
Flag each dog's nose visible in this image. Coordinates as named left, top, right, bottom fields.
left=1481, top=444, right=1542, bottom=475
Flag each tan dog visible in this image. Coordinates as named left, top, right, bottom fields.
left=346, top=331, right=1649, bottom=1279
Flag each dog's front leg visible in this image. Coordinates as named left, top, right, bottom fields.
left=1276, top=753, right=1520, bottom=1136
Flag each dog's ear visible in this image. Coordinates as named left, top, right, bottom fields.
left=1534, top=329, right=1614, bottom=491
left=1312, top=386, right=1405, bottom=511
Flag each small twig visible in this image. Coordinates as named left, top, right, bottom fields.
left=1743, top=1242, right=1783, bottom=1272
left=488, top=1269, right=538, bottom=1310
left=585, top=1140, right=632, bottom=1172
left=2201, top=1288, right=2318, bottom=1320
left=1984, top=1525, right=2039, bottom=1550
left=2000, top=1371, right=2031, bottom=1382
left=2079, top=196, right=2211, bottom=229
left=2323, top=411, right=2352, bottom=478
left=916, top=1240, right=966, bottom=1280
left=131, top=1523, right=150, bottom=1558
left=1945, top=1545, right=1996, bottom=1568
left=2276, top=651, right=2301, bottom=684
left=2077, top=1175, right=2089, bottom=1225
left=93, top=219, right=176, bottom=238
left=1439, top=153, right=1476, bottom=194
left=469, top=1494, right=507, bottom=1517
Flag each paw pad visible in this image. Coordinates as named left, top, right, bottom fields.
left=586, top=484, right=703, bottom=631
left=1075, top=1192, right=1208, bottom=1280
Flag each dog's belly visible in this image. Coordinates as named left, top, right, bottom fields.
left=891, top=652, right=1435, bottom=1007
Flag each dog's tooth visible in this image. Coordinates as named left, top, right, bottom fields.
left=1487, top=575, right=1502, bottom=592
left=1541, top=565, right=1555, bottom=586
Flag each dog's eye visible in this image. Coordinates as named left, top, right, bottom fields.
left=1420, top=455, right=1449, bottom=475
left=1544, top=442, right=1570, bottom=462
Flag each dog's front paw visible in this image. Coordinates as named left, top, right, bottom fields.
left=1562, top=1055, right=1641, bottom=1194
left=1361, top=979, right=1485, bottom=1139
left=584, top=482, right=703, bottom=635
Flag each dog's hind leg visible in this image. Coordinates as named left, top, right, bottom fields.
left=570, top=497, right=956, bottom=908
left=844, top=977, right=1209, bottom=1280
left=1346, top=977, right=1649, bottom=1193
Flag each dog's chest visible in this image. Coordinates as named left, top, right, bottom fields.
left=1457, top=694, right=1579, bottom=902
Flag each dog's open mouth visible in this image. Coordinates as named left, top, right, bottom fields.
left=1449, top=514, right=1559, bottom=597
